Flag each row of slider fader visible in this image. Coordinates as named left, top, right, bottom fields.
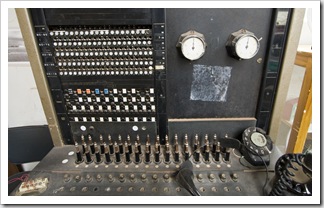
left=74, top=134, right=232, bottom=165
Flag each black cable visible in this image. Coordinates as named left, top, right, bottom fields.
left=244, top=147, right=270, bottom=195
left=239, top=156, right=252, bottom=169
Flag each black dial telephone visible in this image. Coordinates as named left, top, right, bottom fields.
left=240, top=127, right=273, bottom=166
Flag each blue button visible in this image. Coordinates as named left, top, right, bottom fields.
left=104, top=88, right=109, bottom=94
left=95, top=89, right=100, bottom=94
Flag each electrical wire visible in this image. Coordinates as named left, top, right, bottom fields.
left=244, top=147, right=270, bottom=195
left=8, top=173, right=29, bottom=184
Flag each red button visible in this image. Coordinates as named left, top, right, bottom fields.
left=77, top=89, right=82, bottom=94
left=86, top=89, right=91, bottom=94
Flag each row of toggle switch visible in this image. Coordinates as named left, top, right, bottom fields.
left=71, top=116, right=155, bottom=122
left=50, top=29, right=151, bottom=37
left=55, top=50, right=153, bottom=57
left=53, top=40, right=152, bottom=47
left=59, top=69, right=154, bottom=76
left=57, top=60, right=153, bottom=67
left=64, top=87, right=155, bottom=114
left=67, top=103, right=156, bottom=113
left=65, top=88, right=154, bottom=95
left=74, top=134, right=232, bottom=165
left=63, top=172, right=238, bottom=184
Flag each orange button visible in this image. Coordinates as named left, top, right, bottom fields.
left=77, top=89, right=82, bottom=94
left=86, top=89, right=91, bottom=94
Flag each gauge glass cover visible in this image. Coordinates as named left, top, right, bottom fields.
left=235, top=35, right=259, bottom=59
left=181, top=37, right=205, bottom=61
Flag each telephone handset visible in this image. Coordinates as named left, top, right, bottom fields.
left=240, top=127, right=273, bottom=166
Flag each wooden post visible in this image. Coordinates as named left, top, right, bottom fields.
left=286, top=52, right=312, bottom=153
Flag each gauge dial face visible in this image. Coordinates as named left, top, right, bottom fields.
left=250, top=132, right=267, bottom=147
left=235, top=35, right=259, bottom=59
left=181, top=37, right=206, bottom=61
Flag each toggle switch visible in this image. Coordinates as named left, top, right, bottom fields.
left=96, top=174, right=103, bottom=182
left=174, top=134, right=180, bottom=163
left=194, top=149, right=200, bottom=163
left=108, top=174, right=114, bottom=183
left=204, top=141, right=210, bottom=163
left=94, top=143, right=102, bottom=164
left=99, top=135, right=105, bottom=154
left=146, top=135, right=151, bottom=154
left=85, top=174, right=92, bottom=183
left=119, top=174, right=125, bottom=183
left=125, top=143, right=131, bottom=164
left=114, top=142, right=121, bottom=163
left=104, top=143, right=112, bottom=164
left=215, top=142, right=221, bottom=162
left=224, top=148, right=230, bottom=162
left=197, top=173, right=203, bottom=182
left=212, top=134, right=217, bottom=153
left=203, top=134, right=209, bottom=153
left=141, top=174, right=147, bottom=182
left=163, top=173, right=170, bottom=183
left=155, top=135, right=161, bottom=153
left=220, top=173, right=226, bottom=182
left=134, top=141, right=141, bottom=163
left=231, top=173, right=238, bottom=182
left=208, top=173, right=216, bottom=182
left=164, top=138, right=171, bottom=164
left=127, top=135, right=132, bottom=154
left=152, top=174, right=158, bottom=183
left=118, top=135, right=124, bottom=154
left=193, top=134, right=199, bottom=151
left=88, top=135, right=95, bottom=154
left=81, top=135, right=86, bottom=154
left=145, top=143, right=151, bottom=163
left=75, top=142, right=84, bottom=164
left=136, top=135, right=142, bottom=154
left=85, top=146, right=93, bottom=164
left=129, top=174, right=136, bottom=183
left=108, top=135, right=114, bottom=154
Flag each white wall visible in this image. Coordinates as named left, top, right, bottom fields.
left=8, top=9, right=47, bottom=127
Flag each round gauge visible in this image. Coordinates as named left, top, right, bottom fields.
left=181, top=37, right=206, bottom=61
left=235, top=35, right=260, bottom=59
left=250, top=132, right=267, bottom=147
left=226, top=29, right=261, bottom=60
left=177, top=30, right=207, bottom=61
